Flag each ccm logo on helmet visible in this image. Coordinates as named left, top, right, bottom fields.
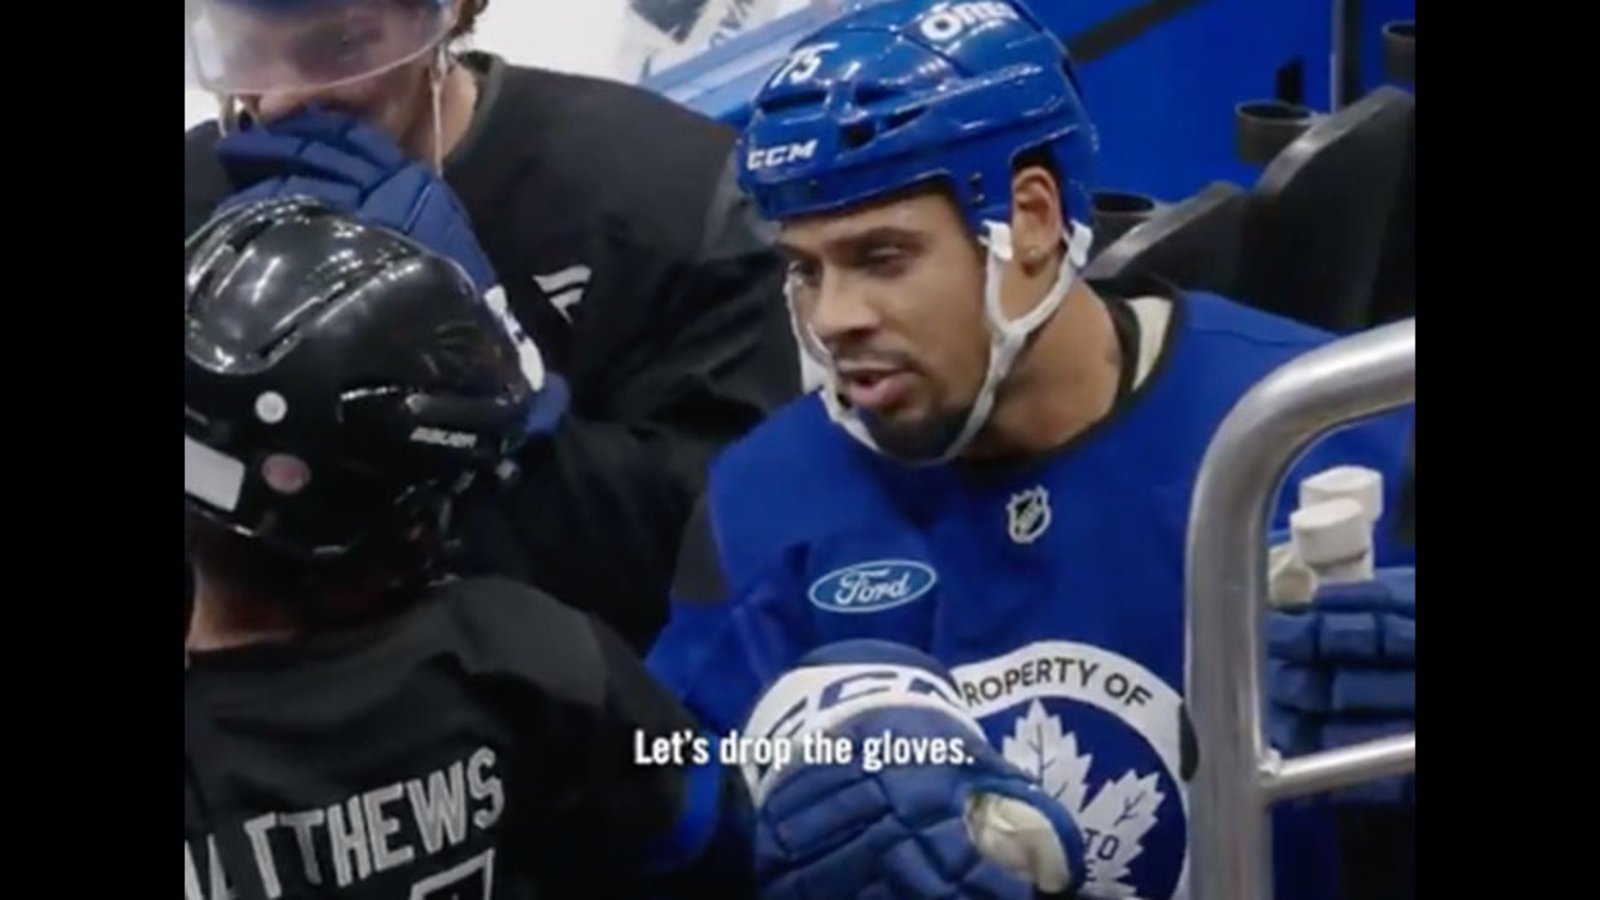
left=746, top=139, right=820, bottom=171
left=919, top=1, right=1020, bottom=42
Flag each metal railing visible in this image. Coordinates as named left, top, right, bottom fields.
left=1183, top=317, right=1416, bottom=900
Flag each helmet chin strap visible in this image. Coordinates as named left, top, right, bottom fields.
left=216, top=94, right=240, bottom=136
left=428, top=43, right=448, bottom=172
left=803, top=219, right=1095, bottom=466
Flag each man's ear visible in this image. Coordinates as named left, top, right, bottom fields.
left=1009, top=165, right=1065, bottom=275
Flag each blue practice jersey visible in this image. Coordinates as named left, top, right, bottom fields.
left=648, top=290, right=1414, bottom=900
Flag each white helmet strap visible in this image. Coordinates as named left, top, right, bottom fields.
left=428, top=43, right=450, bottom=172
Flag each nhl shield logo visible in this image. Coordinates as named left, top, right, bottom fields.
left=1007, top=486, right=1052, bottom=544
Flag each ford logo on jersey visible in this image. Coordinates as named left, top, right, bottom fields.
left=809, top=560, right=937, bottom=613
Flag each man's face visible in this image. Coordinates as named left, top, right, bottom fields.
left=217, top=1, right=451, bottom=137
left=780, top=189, right=991, bottom=459
left=242, top=57, right=431, bottom=138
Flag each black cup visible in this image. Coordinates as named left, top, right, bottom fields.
left=1235, top=100, right=1318, bottom=165
left=1383, top=20, right=1415, bottom=85
left=1091, top=190, right=1160, bottom=251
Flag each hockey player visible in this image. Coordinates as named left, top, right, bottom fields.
left=184, top=0, right=799, bottom=650
left=645, top=2, right=1416, bottom=898
left=184, top=196, right=754, bottom=899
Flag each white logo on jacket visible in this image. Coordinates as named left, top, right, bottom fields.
left=808, top=560, right=938, bottom=613
left=532, top=265, right=591, bottom=324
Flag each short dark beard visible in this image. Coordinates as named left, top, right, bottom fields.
left=859, top=404, right=972, bottom=462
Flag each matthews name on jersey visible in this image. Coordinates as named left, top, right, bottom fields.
left=186, top=577, right=749, bottom=899
left=186, top=745, right=506, bottom=899
left=649, top=283, right=1415, bottom=900
left=184, top=51, right=799, bottom=650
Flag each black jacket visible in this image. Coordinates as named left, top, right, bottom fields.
left=185, top=577, right=753, bottom=899
left=185, top=53, right=799, bottom=651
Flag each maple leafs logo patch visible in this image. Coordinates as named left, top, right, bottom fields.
left=952, top=641, right=1189, bottom=898
left=1003, top=700, right=1166, bottom=897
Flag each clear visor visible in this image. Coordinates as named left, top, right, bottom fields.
left=185, top=0, right=454, bottom=94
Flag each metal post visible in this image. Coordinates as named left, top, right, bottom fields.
left=1330, top=0, right=1365, bottom=109
left=1330, top=0, right=1348, bottom=109
left=1184, top=318, right=1416, bottom=900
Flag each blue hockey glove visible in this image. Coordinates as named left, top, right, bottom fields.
left=1266, top=567, right=1415, bottom=803
left=215, top=109, right=568, bottom=439
left=214, top=108, right=497, bottom=295
left=742, top=640, right=1085, bottom=900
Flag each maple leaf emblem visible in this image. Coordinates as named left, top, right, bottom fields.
left=1080, top=771, right=1165, bottom=895
left=1002, top=700, right=1167, bottom=898
left=1001, top=699, right=1092, bottom=814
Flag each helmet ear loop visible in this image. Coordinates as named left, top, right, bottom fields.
left=971, top=218, right=1094, bottom=355
left=216, top=94, right=240, bottom=136
left=934, top=219, right=1087, bottom=459
left=783, top=274, right=836, bottom=394
left=1064, top=218, right=1094, bottom=271
left=431, top=447, right=517, bottom=572
left=373, top=480, right=459, bottom=588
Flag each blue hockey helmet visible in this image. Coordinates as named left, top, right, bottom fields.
left=185, top=0, right=456, bottom=94
left=736, top=0, right=1098, bottom=238
left=740, top=1, right=1102, bottom=465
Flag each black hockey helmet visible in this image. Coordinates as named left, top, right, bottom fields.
left=184, top=196, right=567, bottom=564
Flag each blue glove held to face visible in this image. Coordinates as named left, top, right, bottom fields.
left=213, top=109, right=570, bottom=440
left=1266, top=567, right=1415, bottom=804
left=214, top=109, right=498, bottom=295
left=743, top=640, right=1086, bottom=900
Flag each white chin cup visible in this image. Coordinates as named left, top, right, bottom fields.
left=796, top=219, right=1093, bottom=464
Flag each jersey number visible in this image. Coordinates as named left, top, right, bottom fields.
left=410, top=849, right=494, bottom=900
left=772, top=42, right=839, bottom=85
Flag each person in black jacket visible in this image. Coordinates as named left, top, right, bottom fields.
left=184, top=0, right=798, bottom=651
left=184, top=198, right=753, bottom=899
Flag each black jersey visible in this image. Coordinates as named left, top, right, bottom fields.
left=184, top=53, right=799, bottom=651
left=184, top=577, right=752, bottom=899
